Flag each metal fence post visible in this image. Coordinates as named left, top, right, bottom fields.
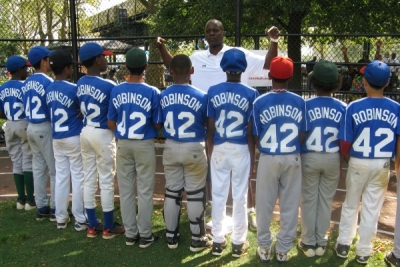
left=69, top=0, right=78, bottom=82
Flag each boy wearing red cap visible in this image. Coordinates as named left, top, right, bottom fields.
left=207, top=48, right=259, bottom=257
left=0, top=55, right=34, bottom=211
left=335, top=60, right=400, bottom=265
left=253, top=56, right=306, bottom=263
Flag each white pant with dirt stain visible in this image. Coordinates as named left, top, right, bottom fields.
left=336, top=157, right=390, bottom=257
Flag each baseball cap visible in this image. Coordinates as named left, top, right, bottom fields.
left=269, top=56, right=293, bottom=79
left=78, top=43, right=113, bottom=62
left=49, top=49, right=77, bottom=68
left=220, top=48, right=247, bottom=73
left=28, top=46, right=52, bottom=65
left=364, top=60, right=390, bottom=87
left=6, top=55, right=31, bottom=72
left=309, top=60, right=338, bottom=83
left=125, top=48, right=147, bottom=68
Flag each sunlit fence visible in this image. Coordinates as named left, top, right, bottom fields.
left=0, top=0, right=399, bottom=98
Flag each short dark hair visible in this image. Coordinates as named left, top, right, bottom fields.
left=9, top=66, right=26, bottom=75
left=126, top=65, right=146, bottom=75
left=32, top=57, right=48, bottom=70
left=51, top=64, right=72, bottom=75
left=170, top=54, right=191, bottom=75
left=310, top=74, right=343, bottom=93
left=366, top=79, right=385, bottom=90
left=81, top=57, right=97, bottom=68
left=270, top=77, right=290, bottom=84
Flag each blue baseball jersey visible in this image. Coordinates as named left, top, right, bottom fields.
left=207, top=82, right=259, bottom=145
left=46, top=80, right=83, bottom=139
left=77, top=76, right=116, bottom=129
left=158, top=84, right=208, bottom=142
left=108, top=82, right=160, bottom=140
left=338, top=97, right=400, bottom=159
left=0, top=80, right=26, bottom=121
left=22, top=73, right=53, bottom=123
left=253, top=91, right=306, bottom=155
left=302, top=97, right=347, bottom=153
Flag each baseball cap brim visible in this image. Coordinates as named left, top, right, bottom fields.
left=102, top=50, right=114, bottom=56
left=26, top=61, right=32, bottom=67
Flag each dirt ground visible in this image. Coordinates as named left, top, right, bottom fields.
left=0, top=144, right=397, bottom=239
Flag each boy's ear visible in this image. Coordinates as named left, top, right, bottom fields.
left=190, top=66, right=194, bottom=75
left=144, top=63, right=148, bottom=71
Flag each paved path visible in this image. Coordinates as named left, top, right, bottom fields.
left=0, top=145, right=397, bottom=238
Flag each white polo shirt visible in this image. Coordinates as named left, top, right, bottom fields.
left=189, top=45, right=266, bottom=92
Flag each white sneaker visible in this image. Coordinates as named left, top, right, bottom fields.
left=257, top=246, right=272, bottom=263
left=25, top=201, right=36, bottom=211
left=315, top=245, right=326, bottom=256
left=16, top=201, right=25, bottom=210
left=57, top=217, right=71, bottom=229
left=276, top=251, right=288, bottom=262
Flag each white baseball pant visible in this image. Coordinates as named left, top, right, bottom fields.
left=211, top=142, right=249, bottom=245
left=53, top=136, right=86, bottom=224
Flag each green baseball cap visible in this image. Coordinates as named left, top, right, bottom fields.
left=126, top=48, right=147, bottom=68
left=309, top=60, right=338, bottom=83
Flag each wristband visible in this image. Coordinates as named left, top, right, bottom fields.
left=270, top=37, right=279, bottom=43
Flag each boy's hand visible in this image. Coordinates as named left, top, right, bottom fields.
left=376, top=40, right=382, bottom=48
left=155, top=37, right=166, bottom=49
left=341, top=46, right=347, bottom=54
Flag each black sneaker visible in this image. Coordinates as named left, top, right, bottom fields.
left=36, top=207, right=50, bottom=221
left=212, top=240, right=227, bottom=256
left=139, top=233, right=159, bottom=248
left=232, top=240, right=250, bottom=257
left=386, top=252, right=400, bottom=267
left=315, top=244, right=326, bottom=256
left=298, top=240, right=316, bottom=257
left=166, top=233, right=180, bottom=249
left=50, top=209, right=56, bottom=222
left=356, top=255, right=370, bottom=265
left=190, top=234, right=213, bottom=252
left=335, top=243, right=350, bottom=258
left=126, top=234, right=140, bottom=246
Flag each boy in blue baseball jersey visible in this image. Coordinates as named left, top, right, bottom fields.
left=335, top=60, right=400, bottom=265
left=158, top=54, right=212, bottom=251
left=22, top=46, right=56, bottom=221
left=253, top=56, right=306, bottom=263
left=0, top=55, right=35, bottom=210
left=207, top=48, right=259, bottom=257
left=108, top=48, right=160, bottom=248
left=46, top=50, right=86, bottom=230
left=77, top=43, right=124, bottom=239
left=298, top=60, right=346, bottom=257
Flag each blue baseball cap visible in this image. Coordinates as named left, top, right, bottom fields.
left=220, top=48, right=247, bottom=73
left=6, top=55, right=31, bottom=72
left=28, top=46, right=52, bottom=65
left=364, top=60, right=390, bottom=87
left=79, top=43, right=113, bottom=62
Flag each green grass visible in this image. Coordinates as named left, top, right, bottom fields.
left=0, top=200, right=394, bottom=267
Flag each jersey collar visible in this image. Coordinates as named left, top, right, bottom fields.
left=206, top=44, right=230, bottom=57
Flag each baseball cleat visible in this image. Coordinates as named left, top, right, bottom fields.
left=212, top=240, right=227, bottom=256
left=139, top=233, right=159, bottom=248
left=57, top=217, right=71, bottom=229
left=335, top=243, right=350, bottom=258
left=232, top=240, right=249, bottom=257
left=87, top=222, right=104, bottom=238
left=102, top=222, right=125, bottom=240
left=190, top=234, right=213, bottom=252
left=126, top=235, right=140, bottom=246
left=297, top=240, right=316, bottom=257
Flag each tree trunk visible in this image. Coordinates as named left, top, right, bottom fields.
left=287, top=11, right=305, bottom=90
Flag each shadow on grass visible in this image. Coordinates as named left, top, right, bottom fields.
left=0, top=202, right=395, bottom=267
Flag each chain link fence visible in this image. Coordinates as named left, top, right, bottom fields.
left=0, top=0, right=399, bottom=102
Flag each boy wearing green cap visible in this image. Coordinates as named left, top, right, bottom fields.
left=298, top=60, right=346, bottom=257
left=108, top=48, right=161, bottom=248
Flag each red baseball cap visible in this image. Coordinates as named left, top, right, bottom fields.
left=269, top=56, right=293, bottom=79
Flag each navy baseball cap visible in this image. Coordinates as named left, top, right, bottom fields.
left=49, top=49, right=77, bottom=68
left=364, top=60, right=390, bottom=87
left=6, top=55, right=31, bottom=72
left=28, top=46, right=52, bottom=65
left=220, top=48, right=247, bottom=73
left=79, top=43, right=113, bottom=62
